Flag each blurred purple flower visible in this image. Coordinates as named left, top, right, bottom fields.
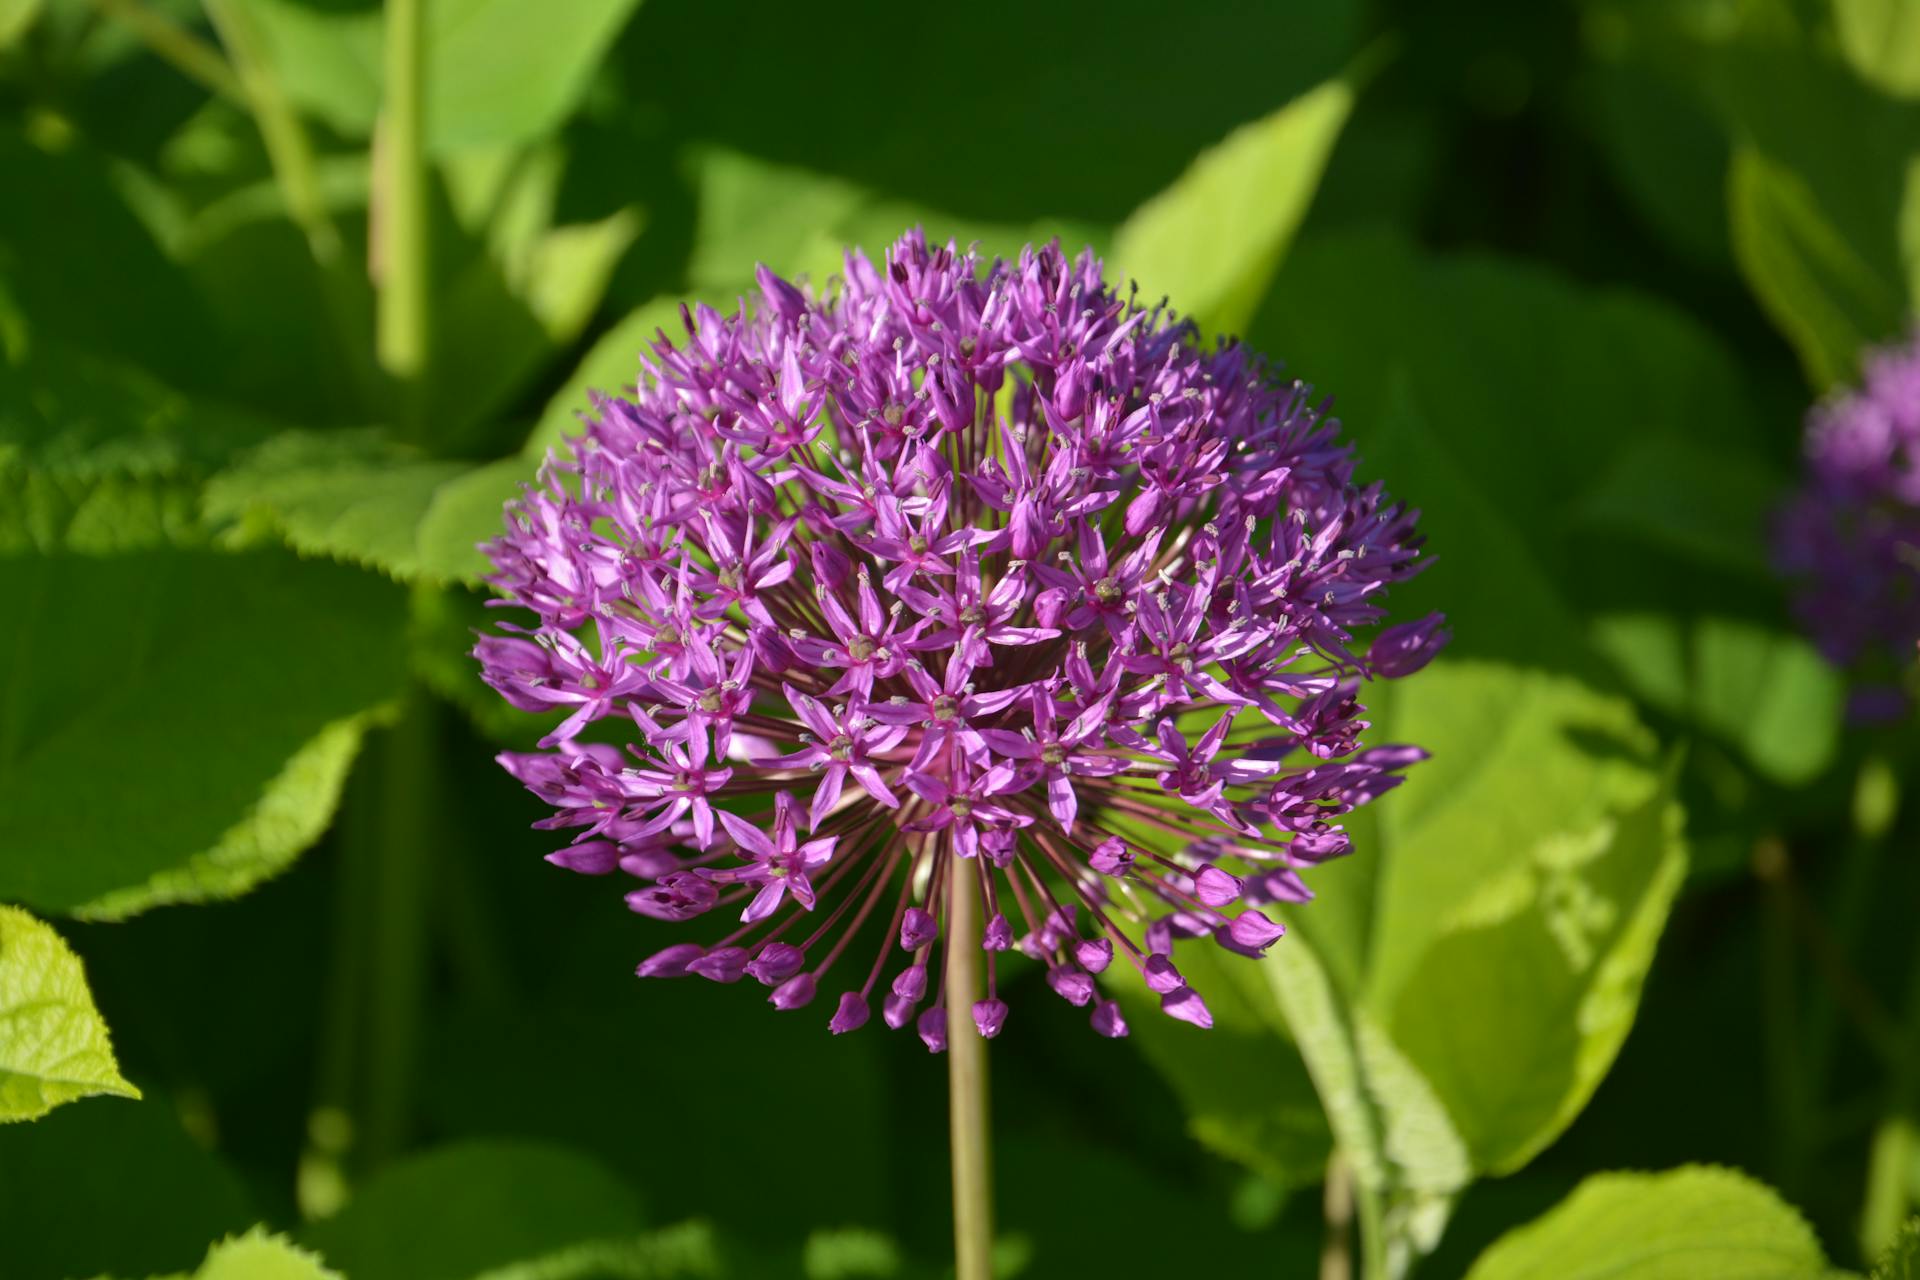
left=1777, top=329, right=1920, bottom=717
left=477, top=230, right=1443, bottom=1046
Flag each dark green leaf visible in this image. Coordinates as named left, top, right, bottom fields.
left=0, top=549, right=408, bottom=912
left=301, top=1141, right=646, bottom=1280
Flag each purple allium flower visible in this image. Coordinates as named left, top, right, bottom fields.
left=1777, top=329, right=1920, bottom=719
left=478, top=230, right=1443, bottom=1046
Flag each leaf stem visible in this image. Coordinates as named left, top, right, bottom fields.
left=1319, top=1149, right=1354, bottom=1280
left=1352, top=1163, right=1389, bottom=1280
left=362, top=690, right=437, bottom=1168
left=201, top=0, right=342, bottom=268
left=946, top=844, right=994, bottom=1280
left=92, top=0, right=244, bottom=103
left=374, top=0, right=431, bottom=424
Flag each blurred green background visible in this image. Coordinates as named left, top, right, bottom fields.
left=3, top=0, right=1919, bottom=1276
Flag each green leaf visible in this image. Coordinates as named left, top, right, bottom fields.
left=0, top=1090, right=253, bottom=1278
left=0, top=0, right=42, bottom=45
left=0, top=345, right=282, bottom=556
left=1594, top=615, right=1847, bottom=785
left=1835, top=0, right=1920, bottom=99
left=524, top=295, right=704, bottom=457
left=1376, top=686, right=1684, bottom=1172
left=237, top=0, right=644, bottom=154
left=302, top=1141, right=647, bottom=1280
left=460, top=1224, right=722, bottom=1280
left=1261, top=932, right=1471, bottom=1273
left=1112, top=74, right=1355, bottom=339
left=683, top=149, right=1105, bottom=302
left=1729, top=144, right=1905, bottom=390
left=193, top=1228, right=340, bottom=1280
left=1463, top=1166, right=1836, bottom=1280
left=0, top=549, right=408, bottom=912
left=0, top=905, right=139, bottom=1121
left=71, top=710, right=384, bottom=921
left=1114, top=942, right=1333, bottom=1189
left=801, top=1229, right=903, bottom=1280
left=429, top=144, right=644, bottom=441
left=202, top=429, right=489, bottom=584
left=1874, top=1217, right=1920, bottom=1279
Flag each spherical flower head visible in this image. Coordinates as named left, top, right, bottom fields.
left=477, top=229, right=1444, bottom=1046
left=1776, top=328, right=1920, bottom=719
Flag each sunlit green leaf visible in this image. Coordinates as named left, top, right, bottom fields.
left=0, top=905, right=139, bottom=1121
left=1113, top=75, right=1355, bottom=339
left=1463, top=1166, right=1836, bottom=1280
left=192, top=1228, right=341, bottom=1280
left=1874, top=1216, right=1920, bottom=1280
left=237, top=0, right=644, bottom=153
left=1834, top=0, right=1920, bottom=99
left=0, top=0, right=43, bottom=45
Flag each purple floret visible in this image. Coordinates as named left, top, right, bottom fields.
left=477, top=229, right=1444, bottom=1044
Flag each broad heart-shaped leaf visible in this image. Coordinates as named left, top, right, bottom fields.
left=0, top=905, right=139, bottom=1121
left=236, top=0, right=644, bottom=154
left=1111, top=73, right=1354, bottom=340
left=1116, top=470, right=1685, bottom=1272
left=301, top=1141, right=646, bottom=1280
left=0, top=549, right=408, bottom=912
left=1462, top=1166, right=1836, bottom=1280
left=191, top=1229, right=341, bottom=1280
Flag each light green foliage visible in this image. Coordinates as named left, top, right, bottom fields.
left=203, top=428, right=492, bottom=584
left=237, top=0, right=645, bottom=154
left=684, top=150, right=1103, bottom=302
left=1874, top=1217, right=1920, bottom=1279
left=1834, top=0, right=1920, bottom=99
left=0, top=905, right=139, bottom=1121
left=1116, top=239, right=1727, bottom=1265
left=192, top=1228, right=342, bottom=1280
left=0, top=0, right=41, bottom=47
left=801, top=1229, right=904, bottom=1280
left=1113, top=75, right=1355, bottom=339
left=1464, top=1166, right=1839, bottom=1279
